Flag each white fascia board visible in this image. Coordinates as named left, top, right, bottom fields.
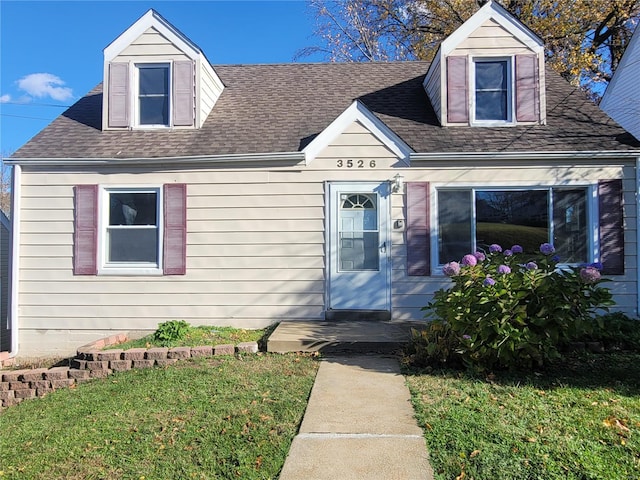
left=104, top=9, right=201, bottom=62
left=411, top=150, right=640, bottom=162
left=303, top=100, right=413, bottom=166
left=442, top=1, right=543, bottom=56
left=5, top=151, right=305, bottom=167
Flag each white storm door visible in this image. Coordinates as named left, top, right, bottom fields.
left=328, top=182, right=391, bottom=311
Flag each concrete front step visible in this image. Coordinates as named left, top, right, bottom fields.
left=266, top=320, right=426, bottom=354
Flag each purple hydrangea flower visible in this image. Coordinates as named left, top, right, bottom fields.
left=552, top=255, right=561, bottom=263
left=580, top=267, right=601, bottom=283
left=489, top=244, right=502, bottom=253
left=462, top=334, right=472, bottom=340
left=504, top=249, right=513, bottom=257
left=540, top=243, right=556, bottom=255
left=497, top=265, right=511, bottom=275
left=526, top=262, right=538, bottom=270
left=473, top=251, right=486, bottom=262
left=442, top=261, right=461, bottom=277
left=461, top=254, right=478, bottom=267
left=511, top=245, right=523, bottom=254
left=483, top=276, right=496, bottom=286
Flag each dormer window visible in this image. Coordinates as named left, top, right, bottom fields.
left=473, top=58, right=511, bottom=123
left=102, top=10, right=224, bottom=131
left=422, top=1, right=546, bottom=127
left=137, top=64, right=170, bottom=126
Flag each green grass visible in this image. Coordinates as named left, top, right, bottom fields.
left=406, top=352, right=640, bottom=480
left=109, top=325, right=266, bottom=350
left=0, top=354, right=318, bottom=479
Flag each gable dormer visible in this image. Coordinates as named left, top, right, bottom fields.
left=424, top=0, right=546, bottom=127
left=102, top=9, right=223, bottom=131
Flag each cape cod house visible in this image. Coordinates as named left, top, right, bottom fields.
left=601, top=22, right=640, bottom=141
left=5, top=1, right=640, bottom=357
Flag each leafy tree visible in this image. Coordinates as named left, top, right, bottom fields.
left=0, top=152, right=11, bottom=216
left=299, top=0, right=640, bottom=97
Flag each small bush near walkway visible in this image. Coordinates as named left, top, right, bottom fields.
left=405, top=352, right=640, bottom=480
left=0, top=354, right=318, bottom=479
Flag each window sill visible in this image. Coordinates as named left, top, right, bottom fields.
left=98, top=266, right=163, bottom=276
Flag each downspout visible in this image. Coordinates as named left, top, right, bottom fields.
left=9, top=165, right=21, bottom=358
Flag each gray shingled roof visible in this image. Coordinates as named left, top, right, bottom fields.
left=11, top=61, right=640, bottom=160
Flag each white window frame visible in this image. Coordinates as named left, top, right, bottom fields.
left=98, top=186, right=163, bottom=275
left=430, top=183, right=598, bottom=274
left=470, top=56, right=514, bottom=126
left=134, top=62, right=172, bottom=128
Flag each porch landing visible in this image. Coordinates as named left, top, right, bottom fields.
left=267, top=320, right=426, bottom=354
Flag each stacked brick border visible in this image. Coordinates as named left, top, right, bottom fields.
left=1, top=333, right=259, bottom=408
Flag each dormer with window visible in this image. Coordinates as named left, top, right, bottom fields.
left=102, top=9, right=223, bottom=130
left=424, top=0, right=546, bottom=127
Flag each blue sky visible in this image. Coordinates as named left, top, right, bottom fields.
left=0, top=0, right=321, bottom=155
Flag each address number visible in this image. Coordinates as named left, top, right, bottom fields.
left=337, top=159, right=376, bottom=168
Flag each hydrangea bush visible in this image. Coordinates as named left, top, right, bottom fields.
left=415, top=243, right=614, bottom=371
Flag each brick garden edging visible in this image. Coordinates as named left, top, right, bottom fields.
left=1, top=333, right=259, bottom=408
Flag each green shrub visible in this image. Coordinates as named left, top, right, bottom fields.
left=576, top=312, right=640, bottom=351
left=153, top=320, right=191, bottom=346
left=416, top=243, right=614, bottom=371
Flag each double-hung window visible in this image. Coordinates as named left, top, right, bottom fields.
left=102, top=187, right=162, bottom=272
left=473, top=58, right=512, bottom=124
left=437, top=187, right=589, bottom=265
left=137, top=64, right=170, bottom=126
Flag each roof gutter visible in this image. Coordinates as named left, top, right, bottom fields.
left=4, top=151, right=305, bottom=167
left=8, top=165, right=21, bottom=359
left=410, top=150, right=640, bottom=162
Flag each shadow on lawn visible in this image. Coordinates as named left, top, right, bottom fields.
left=404, top=352, right=640, bottom=395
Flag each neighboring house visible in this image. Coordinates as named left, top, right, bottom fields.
left=1, top=209, right=10, bottom=353
left=601, top=23, right=640, bottom=141
left=6, top=1, right=640, bottom=357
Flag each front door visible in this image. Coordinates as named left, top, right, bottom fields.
left=328, top=182, right=391, bottom=311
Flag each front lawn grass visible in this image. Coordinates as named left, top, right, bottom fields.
left=406, top=352, right=640, bottom=480
left=0, top=354, right=318, bottom=479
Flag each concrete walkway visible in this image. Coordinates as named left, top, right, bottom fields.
left=279, top=355, right=435, bottom=480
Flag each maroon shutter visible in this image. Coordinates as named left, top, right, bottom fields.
left=73, top=185, right=98, bottom=275
left=163, top=183, right=187, bottom=275
left=515, top=55, right=540, bottom=122
left=598, top=179, right=624, bottom=275
left=108, top=62, right=129, bottom=128
left=173, top=61, right=195, bottom=127
left=447, top=56, right=469, bottom=124
left=407, top=182, right=431, bottom=276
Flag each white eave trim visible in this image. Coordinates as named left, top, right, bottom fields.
left=441, top=1, right=544, bottom=56
left=411, top=150, right=640, bottom=162
left=303, top=100, right=413, bottom=166
left=104, top=9, right=202, bottom=62
left=4, top=151, right=305, bottom=167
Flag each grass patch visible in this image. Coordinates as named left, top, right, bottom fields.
left=110, top=325, right=266, bottom=350
left=0, top=354, right=318, bottom=479
left=405, top=352, right=640, bottom=479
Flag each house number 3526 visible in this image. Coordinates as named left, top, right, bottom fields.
left=337, top=159, right=376, bottom=168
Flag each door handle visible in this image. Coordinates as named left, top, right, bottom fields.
left=380, top=241, right=387, bottom=253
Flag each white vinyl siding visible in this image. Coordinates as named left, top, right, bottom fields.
left=456, top=19, right=533, bottom=56
left=14, top=127, right=638, bottom=355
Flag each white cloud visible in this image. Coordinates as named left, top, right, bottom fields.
left=17, top=73, right=73, bottom=102
left=0, top=94, right=11, bottom=103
